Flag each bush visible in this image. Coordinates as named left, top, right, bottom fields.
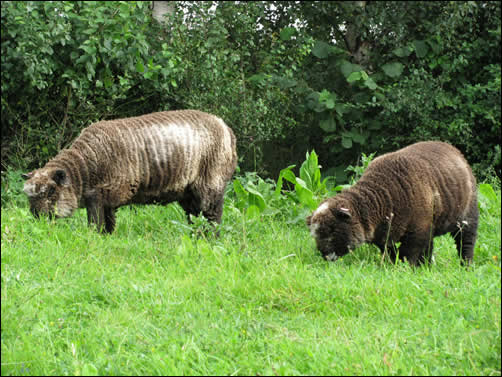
left=2, top=2, right=500, bottom=181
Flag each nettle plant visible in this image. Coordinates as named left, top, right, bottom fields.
left=345, top=152, right=376, bottom=184
left=232, top=172, right=285, bottom=220
left=231, top=150, right=348, bottom=224
left=276, top=150, right=331, bottom=211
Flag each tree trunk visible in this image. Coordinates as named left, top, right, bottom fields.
left=343, top=1, right=370, bottom=68
left=152, top=1, right=175, bottom=24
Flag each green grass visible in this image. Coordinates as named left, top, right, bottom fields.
left=1, top=189, right=501, bottom=375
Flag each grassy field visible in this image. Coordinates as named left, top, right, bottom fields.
left=1, top=183, right=501, bottom=375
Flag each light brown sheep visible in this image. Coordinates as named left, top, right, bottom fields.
left=23, top=110, right=237, bottom=233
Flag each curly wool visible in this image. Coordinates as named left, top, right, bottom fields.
left=307, top=141, right=478, bottom=266
left=23, top=110, right=237, bottom=233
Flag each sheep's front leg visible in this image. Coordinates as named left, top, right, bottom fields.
left=84, top=191, right=108, bottom=233
left=104, top=207, right=116, bottom=233
left=399, top=228, right=434, bottom=266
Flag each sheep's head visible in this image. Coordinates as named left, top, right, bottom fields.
left=306, top=199, right=364, bottom=262
left=23, top=168, right=77, bottom=219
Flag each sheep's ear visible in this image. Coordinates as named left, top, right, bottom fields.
left=52, top=169, right=67, bottom=185
left=22, top=171, right=35, bottom=180
left=306, top=215, right=312, bottom=226
left=334, top=207, right=352, bottom=221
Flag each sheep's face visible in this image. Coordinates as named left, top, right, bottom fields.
left=306, top=201, right=364, bottom=262
left=23, top=169, right=77, bottom=219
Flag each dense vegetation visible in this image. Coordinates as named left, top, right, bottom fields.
left=1, top=1, right=500, bottom=181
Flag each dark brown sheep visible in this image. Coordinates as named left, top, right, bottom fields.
left=306, top=141, right=478, bottom=266
left=23, top=110, right=237, bottom=233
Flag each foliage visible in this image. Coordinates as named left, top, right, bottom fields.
left=258, top=1, right=501, bottom=180
left=231, top=172, right=280, bottom=219
left=231, top=150, right=372, bottom=225
left=276, top=150, right=331, bottom=211
left=478, top=183, right=500, bottom=215
left=230, top=150, right=334, bottom=225
left=370, top=1, right=501, bottom=180
left=1, top=1, right=162, bottom=168
left=345, top=152, right=376, bottom=184
left=0, top=168, right=27, bottom=208
left=1, top=1, right=500, bottom=181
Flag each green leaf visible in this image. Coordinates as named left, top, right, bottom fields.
left=319, top=89, right=336, bottom=109
left=340, top=60, right=363, bottom=78
left=351, top=131, right=367, bottom=144
left=341, top=135, right=353, bottom=149
left=274, top=76, right=297, bottom=89
left=80, top=45, right=96, bottom=55
left=347, top=71, right=362, bottom=83
left=364, top=77, right=377, bottom=90
left=136, top=61, right=144, bottom=73
left=82, top=364, right=99, bottom=376
left=281, top=169, right=298, bottom=185
left=428, top=39, right=441, bottom=54
left=478, top=183, right=498, bottom=212
left=85, top=61, right=95, bottom=79
left=280, top=27, right=296, bottom=41
left=294, top=177, right=308, bottom=190
left=300, top=169, right=312, bottom=190
left=335, top=104, right=348, bottom=116
left=233, top=179, right=248, bottom=206
left=319, top=89, right=330, bottom=101
left=248, top=73, right=268, bottom=84
left=479, top=183, right=497, bottom=202
left=275, top=165, right=296, bottom=196
left=119, top=3, right=130, bottom=15
left=246, top=186, right=266, bottom=211
left=299, top=150, right=323, bottom=193
left=306, top=92, right=324, bottom=112
left=312, top=40, right=331, bottom=59
left=413, top=40, right=429, bottom=58
left=392, top=46, right=413, bottom=57
left=103, top=38, right=112, bottom=50
left=82, top=28, right=97, bottom=35
left=246, top=205, right=261, bottom=219
left=382, top=62, right=404, bottom=78
left=75, top=54, right=90, bottom=64
left=104, top=76, right=113, bottom=88
left=340, top=60, right=354, bottom=78
left=295, top=184, right=318, bottom=210
left=319, top=117, right=336, bottom=132
left=300, top=152, right=314, bottom=185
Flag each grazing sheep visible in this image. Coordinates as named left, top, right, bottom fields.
left=23, top=110, right=237, bottom=233
left=307, top=141, right=478, bottom=266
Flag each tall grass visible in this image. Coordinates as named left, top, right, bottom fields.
left=2, top=159, right=501, bottom=375
left=2, top=180, right=500, bottom=376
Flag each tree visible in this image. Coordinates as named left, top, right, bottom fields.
left=1, top=1, right=500, bottom=180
